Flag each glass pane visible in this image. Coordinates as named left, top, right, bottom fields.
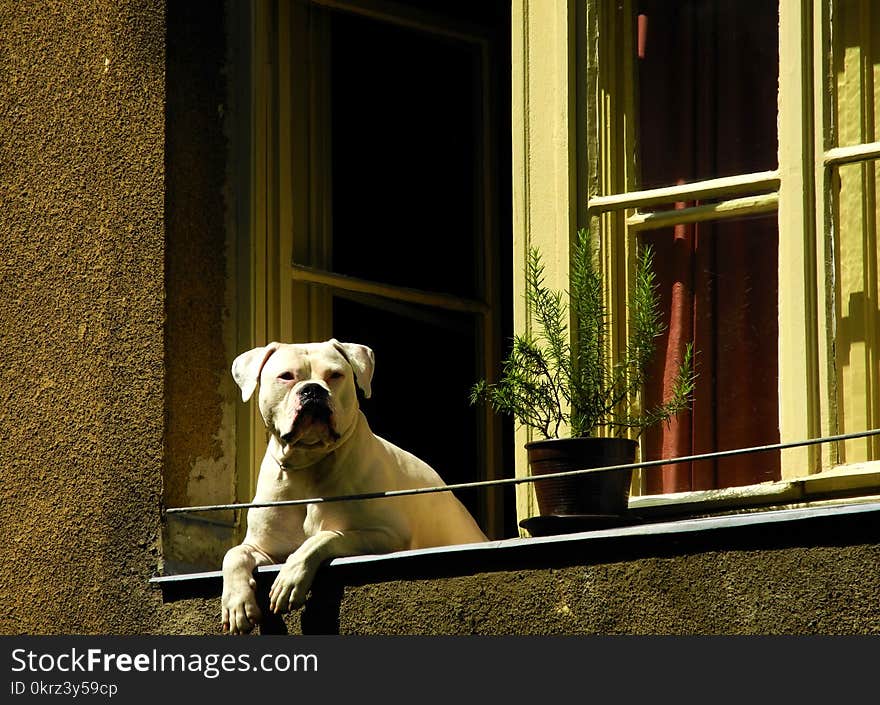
left=330, top=293, right=483, bottom=521
left=831, top=160, right=880, bottom=462
left=636, top=0, right=778, bottom=190
left=639, top=213, right=780, bottom=493
left=831, top=0, right=880, bottom=148
left=329, top=10, right=482, bottom=299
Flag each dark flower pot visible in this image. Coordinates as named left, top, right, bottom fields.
left=525, top=436, right=638, bottom=516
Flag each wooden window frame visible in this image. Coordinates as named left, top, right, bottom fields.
left=589, top=0, right=817, bottom=488
left=237, top=0, right=880, bottom=533
left=594, top=0, right=880, bottom=494
left=511, top=0, right=880, bottom=524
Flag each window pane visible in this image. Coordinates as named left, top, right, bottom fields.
left=636, top=0, right=778, bottom=190
left=831, top=0, right=880, bottom=148
left=640, top=213, right=780, bottom=493
left=329, top=293, right=483, bottom=522
left=329, top=10, right=482, bottom=299
left=832, top=160, right=880, bottom=462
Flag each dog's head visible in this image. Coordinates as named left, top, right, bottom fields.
left=231, top=339, right=374, bottom=464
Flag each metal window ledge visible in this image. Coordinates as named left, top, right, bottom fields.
left=152, top=500, right=880, bottom=616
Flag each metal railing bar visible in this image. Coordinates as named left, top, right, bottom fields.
left=164, top=428, right=880, bottom=515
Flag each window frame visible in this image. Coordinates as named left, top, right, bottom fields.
left=588, top=0, right=820, bottom=486
left=510, top=0, right=880, bottom=522
left=823, top=0, right=880, bottom=466
left=237, top=0, right=880, bottom=535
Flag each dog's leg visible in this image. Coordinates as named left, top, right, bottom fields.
left=268, top=529, right=404, bottom=614
left=221, top=543, right=275, bottom=634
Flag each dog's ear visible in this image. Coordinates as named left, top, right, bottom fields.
left=231, top=343, right=280, bottom=402
left=331, top=339, right=375, bottom=399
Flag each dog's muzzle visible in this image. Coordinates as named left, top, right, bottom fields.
left=279, top=383, right=338, bottom=446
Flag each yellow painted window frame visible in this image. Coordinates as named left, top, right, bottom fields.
left=512, top=0, right=880, bottom=526
left=824, top=0, right=880, bottom=467
left=242, top=0, right=506, bottom=537
left=241, top=0, right=880, bottom=533
left=511, top=0, right=587, bottom=522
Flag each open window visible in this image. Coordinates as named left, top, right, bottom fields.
left=165, top=0, right=880, bottom=573
left=242, top=0, right=513, bottom=538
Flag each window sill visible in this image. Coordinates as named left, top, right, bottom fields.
left=152, top=499, right=880, bottom=615
left=153, top=464, right=880, bottom=609
left=629, top=463, right=880, bottom=520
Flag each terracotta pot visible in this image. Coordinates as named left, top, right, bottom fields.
left=525, top=436, right=637, bottom=516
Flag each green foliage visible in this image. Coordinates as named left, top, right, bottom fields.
left=469, top=229, right=696, bottom=439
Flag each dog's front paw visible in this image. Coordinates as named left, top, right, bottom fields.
left=221, top=581, right=262, bottom=635
left=269, top=558, right=313, bottom=614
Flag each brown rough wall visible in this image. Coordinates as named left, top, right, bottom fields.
left=163, top=0, right=231, bottom=512
left=0, top=0, right=167, bottom=633
left=338, top=544, right=880, bottom=635
left=157, top=542, right=880, bottom=636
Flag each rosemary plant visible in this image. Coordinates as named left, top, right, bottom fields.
left=470, top=229, right=695, bottom=439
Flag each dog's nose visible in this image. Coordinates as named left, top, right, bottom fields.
left=298, top=382, right=329, bottom=404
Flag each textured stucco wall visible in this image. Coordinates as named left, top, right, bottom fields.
left=0, top=0, right=242, bottom=634
left=0, top=0, right=170, bottom=634
left=337, top=544, right=880, bottom=635
left=157, top=539, right=880, bottom=636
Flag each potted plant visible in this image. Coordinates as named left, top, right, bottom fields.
left=470, top=229, right=695, bottom=522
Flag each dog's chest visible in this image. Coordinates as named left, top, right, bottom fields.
left=301, top=498, right=371, bottom=537
left=302, top=504, right=340, bottom=536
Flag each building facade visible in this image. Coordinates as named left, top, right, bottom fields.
left=2, top=0, right=880, bottom=635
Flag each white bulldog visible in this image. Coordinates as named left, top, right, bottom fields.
left=221, top=339, right=488, bottom=634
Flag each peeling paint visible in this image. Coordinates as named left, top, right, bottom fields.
left=186, top=402, right=236, bottom=505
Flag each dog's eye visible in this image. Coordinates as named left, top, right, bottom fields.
left=278, top=372, right=295, bottom=381
left=329, top=371, right=344, bottom=381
